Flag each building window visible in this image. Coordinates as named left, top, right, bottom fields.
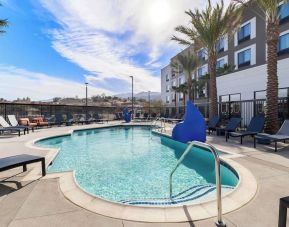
left=166, top=96, right=170, bottom=103
left=172, top=80, right=176, bottom=87
left=198, top=65, right=207, bottom=77
left=198, top=49, right=206, bottom=61
left=171, top=94, right=175, bottom=102
left=238, top=49, right=251, bottom=67
left=179, top=93, right=184, bottom=101
left=198, top=68, right=203, bottom=77
left=278, top=33, right=289, bottom=55
left=216, top=38, right=225, bottom=53
left=166, top=74, right=169, bottom=82
left=217, top=59, right=225, bottom=69
left=178, top=77, right=184, bottom=85
left=279, top=2, right=289, bottom=24
left=238, top=23, right=251, bottom=44
left=166, top=85, right=170, bottom=92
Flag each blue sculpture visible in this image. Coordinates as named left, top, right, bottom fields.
left=172, top=101, right=206, bottom=143
left=123, top=107, right=131, bottom=123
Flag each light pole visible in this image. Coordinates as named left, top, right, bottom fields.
left=85, top=82, right=88, bottom=120
left=130, top=76, right=134, bottom=119
left=148, top=91, right=151, bottom=118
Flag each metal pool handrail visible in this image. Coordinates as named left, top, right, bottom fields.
left=169, top=141, right=226, bottom=227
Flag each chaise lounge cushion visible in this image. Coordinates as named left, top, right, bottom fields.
left=18, top=118, right=37, bottom=127
left=32, top=117, right=49, bottom=126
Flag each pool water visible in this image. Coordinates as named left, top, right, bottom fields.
left=36, top=126, right=238, bottom=205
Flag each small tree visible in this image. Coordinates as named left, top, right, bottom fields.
left=171, top=52, right=202, bottom=101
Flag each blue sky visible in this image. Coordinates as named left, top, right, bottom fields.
left=0, top=0, right=204, bottom=100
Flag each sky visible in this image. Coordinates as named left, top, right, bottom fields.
left=0, top=0, right=220, bottom=101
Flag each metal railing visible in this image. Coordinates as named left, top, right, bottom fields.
left=169, top=141, right=225, bottom=227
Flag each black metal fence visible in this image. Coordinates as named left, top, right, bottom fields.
left=0, top=102, right=169, bottom=121
left=166, top=97, right=289, bottom=127
left=0, top=98, right=288, bottom=127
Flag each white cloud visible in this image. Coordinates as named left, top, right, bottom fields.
left=0, top=65, right=111, bottom=101
left=39, top=0, right=209, bottom=93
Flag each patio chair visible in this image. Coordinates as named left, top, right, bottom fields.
left=7, top=115, right=32, bottom=132
left=207, top=115, right=220, bottom=135
left=66, top=113, right=75, bottom=126
left=115, top=112, right=121, bottom=120
left=32, top=117, right=49, bottom=128
left=77, top=115, right=86, bottom=124
left=55, top=114, right=65, bottom=126
left=216, top=117, right=242, bottom=141
left=0, top=116, right=26, bottom=136
left=44, top=115, right=55, bottom=126
left=228, top=116, right=265, bottom=144
left=254, top=120, right=289, bottom=152
left=86, top=114, right=99, bottom=124
left=94, top=113, right=109, bottom=123
left=18, top=118, right=37, bottom=130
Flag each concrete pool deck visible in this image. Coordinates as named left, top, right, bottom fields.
left=1, top=122, right=289, bottom=226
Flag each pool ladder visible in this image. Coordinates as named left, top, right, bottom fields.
left=150, top=117, right=165, bottom=132
left=169, top=141, right=226, bottom=227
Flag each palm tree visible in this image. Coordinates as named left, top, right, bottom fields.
left=217, top=64, right=235, bottom=76
left=172, top=0, right=243, bottom=117
left=235, top=0, right=287, bottom=133
left=171, top=86, right=178, bottom=109
left=178, top=83, right=188, bottom=107
left=0, top=3, right=8, bottom=34
left=171, top=51, right=202, bottom=101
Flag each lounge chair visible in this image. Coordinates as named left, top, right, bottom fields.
left=18, top=118, right=37, bottom=130
left=32, top=117, right=49, bottom=128
left=44, top=115, right=55, bottom=125
left=115, top=112, right=121, bottom=120
left=228, top=116, right=265, bottom=144
left=207, top=115, right=220, bottom=135
left=216, top=117, right=242, bottom=141
left=254, top=120, right=289, bottom=152
left=55, top=114, right=65, bottom=126
left=0, top=116, right=26, bottom=136
left=7, top=115, right=32, bottom=132
left=93, top=113, right=109, bottom=123
left=77, top=115, right=86, bottom=124
left=66, top=113, right=75, bottom=126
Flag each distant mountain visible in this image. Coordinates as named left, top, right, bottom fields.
left=115, top=91, right=161, bottom=101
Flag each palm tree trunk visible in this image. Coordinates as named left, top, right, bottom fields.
left=183, top=93, right=186, bottom=107
left=187, top=72, right=193, bottom=101
left=208, top=52, right=218, bottom=117
left=265, top=21, right=279, bottom=133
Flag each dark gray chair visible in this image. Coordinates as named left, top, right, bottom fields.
left=254, top=120, right=289, bottom=152
left=207, top=116, right=220, bottom=135
left=216, top=117, right=242, bottom=141
left=229, top=116, right=265, bottom=144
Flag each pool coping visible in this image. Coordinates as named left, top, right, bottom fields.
left=25, top=123, right=258, bottom=222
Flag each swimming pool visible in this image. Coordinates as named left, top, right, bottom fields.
left=36, top=126, right=238, bottom=206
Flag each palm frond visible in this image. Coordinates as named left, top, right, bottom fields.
left=173, top=0, right=243, bottom=53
